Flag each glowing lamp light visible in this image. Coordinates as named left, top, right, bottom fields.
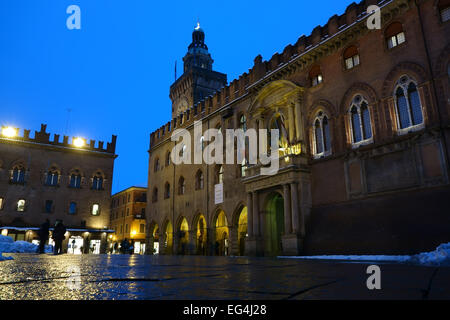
left=73, top=137, right=85, bottom=148
left=131, top=230, right=137, bottom=236
left=2, top=127, right=17, bottom=138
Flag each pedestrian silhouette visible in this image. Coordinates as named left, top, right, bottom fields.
left=52, top=220, right=66, bottom=255
left=37, top=219, right=50, bottom=254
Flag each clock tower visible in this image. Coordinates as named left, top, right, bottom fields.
left=170, top=23, right=227, bottom=118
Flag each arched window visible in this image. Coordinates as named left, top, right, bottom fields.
left=166, top=151, right=171, bottom=166
left=394, top=76, right=424, bottom=132
left=178, top=176, right=186, bottom=195
left=240, top=158, right=248, bottom=177
left=10, top=165, right=25, bottom=184
left=45, top=167, right=60, bottom=186
left=91, top=204, right=100, bottom=216
left=69, top=170, right=82, bottom=188
left=239, top=114, right=247, bottom=132
left=152, top=187, right=158, bottom=203
left=154, top=158, right=160, bottom=172
left=343, top=46, right=360, bottom=70
left=91, top=172, right=104, bottom=190
left=16, top=199, right=26, bottom=212
left=312, top=111, right=332, bottom=158
left=309, top=65, right=323, bottom=86
left=385, top=22, right=406, bottom=49
left=438, top=0, right=450, bottom=23
left=349, top=95, right=373, bottom=146
left=164, top=182, right=170, bottom=199
left=196, top=170, right=204, bottom=190
left=217, top=165, right=224, bottom=184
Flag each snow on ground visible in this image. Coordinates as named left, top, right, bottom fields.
left=0, top=235, right=53, bottom=260
left=279, top=242, right=450, bottom=267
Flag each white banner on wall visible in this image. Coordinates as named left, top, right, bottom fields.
left=214, top=183, right=223, bottom=204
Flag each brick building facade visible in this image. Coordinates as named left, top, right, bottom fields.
left=146, top=0, right=450, bottom=256
left=110, top=186, right=147, bottom=254
left=0, top=124, right=117, bottom=254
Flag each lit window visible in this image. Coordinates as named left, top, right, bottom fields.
left=313, top=111, right=332, bottom=158
left=344, top=46, right=360, bottom=70
left=0, top=197, right=4, bottom=210
left=394, top=76, right=424, bottom=133
left=17, top=199, right=26, bottom=212
left=92, top=204, right=100, bottom=216
left=309, top=65, right=323, bottom=87
left=386, top=22, right=406, bottom=49
left=349, top=95, right=373, bottom=146
left=69, top=202, right=77, bottom=215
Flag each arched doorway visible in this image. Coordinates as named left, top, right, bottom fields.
left=214, top=210, right=229, bottom=256
left=152, top=224, right=159, bottom=254
left=177, top=217, right=189, bottom=255
left=265, top=193, right=285, bottom=256
left=195, top=214, right=207, bottom=255
left=236, top=206, right=248, bottom=256
left=163, top=221, right=173, bottom=254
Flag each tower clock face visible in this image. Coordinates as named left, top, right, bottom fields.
left=176, top=97, right=189, bottom=114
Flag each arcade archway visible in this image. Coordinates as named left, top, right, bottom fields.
left=177, top=217, right=189, bottom=255
left=194, top=214, right=207, bottom=255
left=236, top=206, right=248, bottom=256
left=214, top=210, right=229, bottom=256
left=163, top=221, right=173, bottom=254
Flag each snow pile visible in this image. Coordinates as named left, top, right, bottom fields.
left=279, top=242, right=450, bottom=266
left=0, top=235, right=52, bottom=255
left=279, top=254, right=410, bottom=262
left=410, top=242, right=450, bottom=266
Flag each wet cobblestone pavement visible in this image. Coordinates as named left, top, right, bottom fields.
left=0, top=254, right=449, bottom=300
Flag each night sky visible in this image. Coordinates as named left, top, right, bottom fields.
left=0, top=0, right=352, bottom=194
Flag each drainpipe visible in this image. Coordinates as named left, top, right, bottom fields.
left=415, top=0, right=450, bottom=175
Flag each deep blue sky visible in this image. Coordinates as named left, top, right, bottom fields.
left=0, top=0, right=353, bottom=194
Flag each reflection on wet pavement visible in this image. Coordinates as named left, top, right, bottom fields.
left=0, top=254, right=449, bottom=300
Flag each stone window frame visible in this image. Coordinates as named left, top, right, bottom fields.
left=91, top=170, right=105, bottom=191
left=348, top=94, right=374, bottom=148
left=385, top=22, right=406, bottom=50
left=393, top=75, right=425, bottom=135
left=312, top=111, right=332, bottom=159
left=44, top=166, right=61, bottom=187
left=178, top=176, right=186, bottom=195
left=195, top=170, right=204, bottom=190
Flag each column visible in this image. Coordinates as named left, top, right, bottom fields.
left=290, top=182, right=301, bottom=236
left=294, top=101, right=303, bottom=142
left=288, top=106, right=295, bottom=143
left=283, top=184, right=292, bottom=234
left=247, top=192, right=253, bottom=237
left=252, top=191, right=259, bottom=237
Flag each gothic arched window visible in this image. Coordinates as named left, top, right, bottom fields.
left=312, top=111, right=332, bottom=158
left=45, top=167, right=60, bottom=186
left=10, top=165, right=25, bottom=184
left=164, top=182, right=170, bottom=199
left=195, top=170, right=204, bottom=190
left=178, top=176, right=186, bottom=195
left=152, top=187, right=158, bottom=203
left=69, top=170, right=82, bottom=188
left=349, top=95, right=373, bottom=146
left=91, top=171, right=104, bottom=190
left=394, top=75, right=424, bottom=133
